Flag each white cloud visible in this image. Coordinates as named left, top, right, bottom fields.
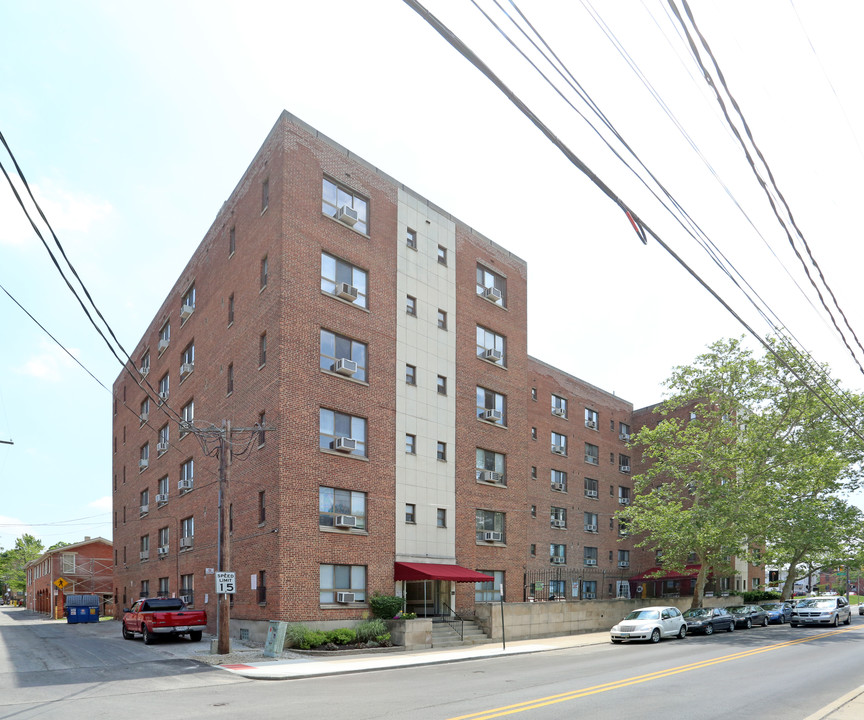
left=14, top=339, right=80, bottom=382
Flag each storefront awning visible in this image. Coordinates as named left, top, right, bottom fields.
left=394, top=562, right=494, bottom=583
left=629, top=564, right=702, bottom=582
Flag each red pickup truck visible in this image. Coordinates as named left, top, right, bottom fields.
left=121, top=597, right=207, bottom=644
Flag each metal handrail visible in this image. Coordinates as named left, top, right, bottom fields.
left=442, top=602, right=464, bottom=640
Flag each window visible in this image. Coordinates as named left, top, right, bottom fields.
left=584, top=512, right=598, bottom=532
left=319, top=409, right=367, bottom=457
left=437, top=508, right=447, bottom=528
left=405, top=434, right=416, bottom=454
left=618, top=486, right=631, bottom=505
left=157, top=424, right=169, bottom=454
left=584, top=547, right=598, bottom=566
left=257, top=570, right=267, bottom=604
left=259, top=491, right=266, bottom=524
left=585, top=408, right=598, bottom=429
left=180, top=574, right=194, bottom=605
left=619, top=454, right=631, bottom=473
left=320, top=329, right=367, bottom=382
left=436, top=441, right=447, bottom=461
left=475, top=570, right=504, bottom=602
left=180, top=459, right=194, bottom=492
left=319, top=487, right=367, bottom=530
left=476, top=386, right=506, bottom=424
left=405, top=504, right=416, bottom=523
left=585, top=443, right=599, bottom=465
left=437, top=309, right=447, bottom=330
left=180, top=516, right=194, bottom=550
left=531, top=427, right=537, bottom=440
left=618, top=550, right=630, bottom=567
left=406, top=228, right=417, bottom=249
left=228, top=293, right=234, bottom=326
left=619, top=422, right=631, bottom=440
left=229, top=503, right=233, bottom=533
left=139, top=443, right=149, bottom=470
left=552, top=432, right=567, bottom=455
left=140, top=490, right=149, bottom=516
left=140, top=535, right=150, bottom=560
left=320, top=564, right=367, bottom=603
left=551, top=507, right=566, bottom=528
left=582, top=580, right=597, bottom=598
left=551, top=469, right=567, bottom=492
left=158, top=373, right=169, bottom=401
left=321, top=252, right=368, bottom=308
left=406, top=295, right=417, bottom=316
left=476, top=263, right=507, bottom=306
left=584, top=477, right=598, bottom=498
left=550, top=544, right=566, bottom=564
left=531, top=387, right=537, bottom=401
left=530, top=544, right=536, bottom=557
left=157, top=475, right=169, bottom=503
left=140, top=398, right=150, bottom=425
left=140, top=351, right=150, bottom=376
left=258, top=411, right=266, bottom=446
left=475, top=509, right=505, bottom=543
left=259, top=256, right=268, bottom=291
left=619, top=519, right=629, bottom=537
left=476, top=448, right=506, bottom=484
left=181, top=285, right=196, bottom=319
left=476, top=325, right=506, bottom=365
left=551, top=394, right=567, bottom=417
left=436, top=375, right=447, bottom=395
left=322, top=177, right=368, bottom=234
left=437, top=245, right=447, bottom=266
left=158, top=526, right=170, bottom=554
left=259, top=333, right=267, bottom=367
left=261, top=178, right=269, bottom=213
left=405, top=364, right=416, bottom=385
left=226, top=363, right=234, bottom=395
left=158, top=577, right=170, bottom=597
left=180, top=401, right=194, bottom=437
left=229, top=226, right=235, bottom=256
left=181, top=343, right=194, bottom=376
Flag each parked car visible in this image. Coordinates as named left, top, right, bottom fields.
left=682, top=607, right=735, bottom=635
left=790, top=596, right=851, bottom=627
left=610, top=606, right=687, bottom=644
left=121, top=597, right=207, bottom=644
left=858, top=603, right=864, bottom=616
left=725, top=604, right=768, bottom=629
left=760, top=602, right=793, bottom=624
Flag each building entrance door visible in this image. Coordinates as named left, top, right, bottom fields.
left=404, top=580, right=452, bottom=618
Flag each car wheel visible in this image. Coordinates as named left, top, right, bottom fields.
left=844, top=614, right=851, bottom=626
left=832, top=615, right=839, bottom=627
left=189, top=630, right=203, bottom=642
left=122, top=623, right=133, bottom=640
left=727, top=621, right=734, bottom=632
left=762, top=616, right=768, bottom=627
left=705, top=623, right=714, bottom=636
left=745, top=618, right=752, bottom=629
left=790, top=622, right=798, bottom=627
left=650, top=628, right=661, bottom=643
left=677, top=625, right=687, bottom=639
left=143, top=625, right=155, bottom=645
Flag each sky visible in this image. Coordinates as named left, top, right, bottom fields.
left=3, top=0, right=864, bottom=551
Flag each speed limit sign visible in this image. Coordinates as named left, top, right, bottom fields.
left=215, top=572, right=236, bottom=594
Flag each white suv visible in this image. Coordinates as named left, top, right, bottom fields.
left=790, top=596, right=851, bottom=627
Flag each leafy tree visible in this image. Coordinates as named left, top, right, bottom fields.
left=0, top=534, right=44, bottom=593
left=49, top=541, right=71, bottom=551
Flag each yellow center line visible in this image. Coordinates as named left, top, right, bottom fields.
left=447, top=626, right=860, bottom=720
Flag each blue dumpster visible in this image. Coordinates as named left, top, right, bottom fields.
left=65, top=594, right=100, bottom=623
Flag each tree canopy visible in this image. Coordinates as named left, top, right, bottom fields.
left=0, top=534, right=45, bottom=593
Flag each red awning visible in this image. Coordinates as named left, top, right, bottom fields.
left=394, top=562, right=494, bottom=583
left=629, top=565, right=702, bottom=582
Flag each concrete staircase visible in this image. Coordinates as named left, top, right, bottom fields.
left=431, top=619, right=490, bottom=648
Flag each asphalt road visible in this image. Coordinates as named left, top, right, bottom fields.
left=2, top=606, right=863, bottom=719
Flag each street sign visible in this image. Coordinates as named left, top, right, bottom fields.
left=53, top=577, right=69, bottom=590
left=215, top=571, right=236, bottom=594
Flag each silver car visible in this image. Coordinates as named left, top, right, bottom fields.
left=610, top=606, right=688, bottom=643
left=790, top=596, right=851, bottom=627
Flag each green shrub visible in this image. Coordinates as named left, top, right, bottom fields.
left=325, top=628, right=357, bottom=645
left=284, top=623, right=309, bottom=647
left=355, top=618, right=387, bottom=643
left=369, top=593, right=404, bottom=620
left=741, top=590, right=780, bottom=603
left=285, top=624, right=330, bottom=650
left=299, top=630, right=328, bottom=649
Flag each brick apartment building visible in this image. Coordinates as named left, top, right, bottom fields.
left=111, top=111, right=654, bottom=635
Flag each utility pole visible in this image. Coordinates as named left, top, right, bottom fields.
left=217, top=420, right=232, bottom=655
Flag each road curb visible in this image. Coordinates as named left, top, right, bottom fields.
left=803, top=684, right=864, bottom=720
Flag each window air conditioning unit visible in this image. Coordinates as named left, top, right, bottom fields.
left=158, top=338, right=170, bottom=352
left=336, top=592, right=356, bottom=603
left=333, top=358, right=358, bottom=376
left=180, top=362, right=194, bottom=376
left=157, top=442, right=169, bottom=454
left=585, top=524, right=597, bottom=533
left=585, top=420, right=597, bottom=429
left=551, top=557, right=566, bottom=565
left=155, top=493, right=169, bottom=504
left=482, top=348, right=503, bottom=363
left=551, top=519, right=565, bottom=528
left=620, top=465, right=631, bottom=473
left=618, top=497, right=630, bottom=505
left=585, top=558, right=597, bottom=566
left=180, top=595, right=192, bottom=605
left=551, top=481, right=565, bottom=491
left=336, top=205, right=359, bottom=227
left=585, top=490, right=598, bottom=498
left=178, top=478, right=193, bottom=491
left=139, top=551, right=149, bottom=561
left=584, top=592, right=596, bottom=599
left=619, top=433, right=631, bottom=441
left=483, top=531, right=503, bottom=542
left=480, top=470, right=503, bottom=483
left=333, top=437, right=356, bottom=452
left=334, top=515, right=357, bottom=528
left=336, top=282, right=359, bottom=301
left=618, top=561, right=630, bottom=568
left=158, top=546, right=169, bottom=557
left=180, top=537, right=193, bottom=549
left=138, top=459, right=149, bottom=470
left=139, top=504, right=149, bottom=516
left=140, top=366, right=149, bottom=378
left=159, top=390, right=169, bottom=401
left=585, top=455, right=598, bottom=465
left=483, top=286, right=503, bottom=303
left=551, top=444, right=566, bottom=455
left=180, top=304, right=195, bottom=320
left=139, top=412, right=149, bottom=423
left=482, top=409, right=503, bottom=423
left=552, top=407, right=566, bottom=417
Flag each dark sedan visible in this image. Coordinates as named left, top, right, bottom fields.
left=761, top=602, right=792, bottom=624
left=725, top=604, right=768, bottom=629
left=683, top=607, right=735, bottom=635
